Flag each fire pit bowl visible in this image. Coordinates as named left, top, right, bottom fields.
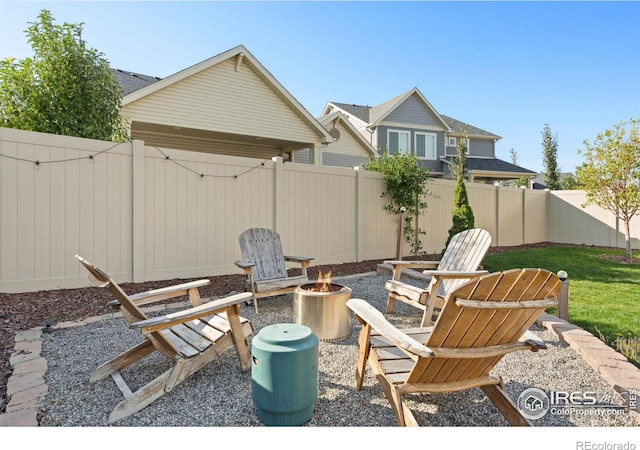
left=293, top=283, right=352, bottom=341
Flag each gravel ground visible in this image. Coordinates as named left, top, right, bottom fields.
left=38, top=272, right=636, bottom=427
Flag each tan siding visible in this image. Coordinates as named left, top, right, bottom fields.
left=323, top=122, right=372, bottom=158
left=133, top=130, right=281, bottom=159
left=122, top=58, right=322, bottom=144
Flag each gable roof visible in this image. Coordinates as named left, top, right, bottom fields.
left=318, top=111, right=379, bottom=157
left=119, top=45, right=333, bottom=143
left=442, top=156, right=537, bottom=176
left=440, top=115, right=501, bottom=140
left=111, top=69, right=161, bottom=96
left=368, top=87, right=451, bottom=131
left=326, top=89, right=500, bottom=139
left=327, top=102, right=371, bottom=122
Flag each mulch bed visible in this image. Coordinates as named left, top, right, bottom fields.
left=0, top=242, right=623, bottom=413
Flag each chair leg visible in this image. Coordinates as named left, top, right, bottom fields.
left=385, top=294, right=396, bottom=315
left=89, top=340, right=155, bottom=382
left=481, top=383, right=532, bottom=426
left=227, top=304, right=252, bottom=372
left=108, top=368, right=174, bottom=423
left=376, top=374, right=418, bottom=426
left=355, top=324, right=371, bottom=391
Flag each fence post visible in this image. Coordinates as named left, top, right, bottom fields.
left=495, top=185, right=500, bottom=246
left=522, top=186, right=526, bottom=245
left=132, top=139, right=145, bottom=283
left=354, top=166, right=364, bottom=262
left=557, top=270, right=569, bottom=321
left=395, top=207, right=406, bottom=261
left=272, top=156, right=284, bottom=233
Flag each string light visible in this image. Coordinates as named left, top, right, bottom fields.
left=0, top=141, right=271, bottom=180
left=0, top=141, right=121, bottom=165
left=152, top=146, right=269, bottom=179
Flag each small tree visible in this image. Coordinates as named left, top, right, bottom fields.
left=576, top=118, right=640, bottom=260
left=509, top=148, right=530, bottom=188
left=364, top=150, right=433, bottom=255
left=445, top=129, right=475, bottom=250
left=541, top=123, right=561, bottom=190
left=560, top=173, right=581, bottom=190
left=0, top=10, right=127, bottom=141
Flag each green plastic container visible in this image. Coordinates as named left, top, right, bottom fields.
left=251, top=323, right=319, bottom=426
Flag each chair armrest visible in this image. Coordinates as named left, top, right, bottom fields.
left=284, top=256, right=314, bottom=268
left=384, top=260, right=440, bottom=270
left=107, top=280, right=210, bottom=307
left=427, top=270, right=489, bottom=279
left=347, top=298, right=434, bottom=358
left=234, top=261, right=255, bottom=269
left=285, top=256, right=314, bottom=264
left=519, top=330, right=548, bottom=351
left=130, top=292, right=253, bottom=332
left=285, top=256, right=313, bottom=275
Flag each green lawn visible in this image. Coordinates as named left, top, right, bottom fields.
left=482, top=246, right=640, bottom=344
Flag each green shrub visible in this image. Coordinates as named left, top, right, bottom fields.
left=614, top=336, right=640, bottom=368
left=444, top=129, right=474, bottom=251
left=364, top=150, right=433, bottom=255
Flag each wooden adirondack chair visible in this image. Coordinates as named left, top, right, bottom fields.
left=347, top=268, right=561, bottom=427
left=384, top=228, right=491, bottom=326
left=76, top=255, right=254, bottom=423
left=234, top=228, right=314, bottom=313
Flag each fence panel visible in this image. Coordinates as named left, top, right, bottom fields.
left=524, top=189, right=548, bottom=244
left=358, top=169, right=398, bottom=260
left=142, top=145, right=275, bottom=280
left=549, top=190, right=640, bottom=249
left=278, top=162, right=358, bottom=265
left=0, top=128, right=133, bottom=291
left=5, top=128, right=640, bottom=293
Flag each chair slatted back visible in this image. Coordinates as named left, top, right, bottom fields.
left=436, top=228, right=492, bottom=297
left=238, top=228, right=288, bottom=281
left=409, top=268, right=560, bottom=384
left=76, top=255, right=179, bottom=356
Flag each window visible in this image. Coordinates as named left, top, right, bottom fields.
left=388, top=130, right=410, bottom=155
left=415, top=132, right=436, bottom=159
left=463, top=138, right=470, bottom=154
left=450, top=136, right=470, bottom=154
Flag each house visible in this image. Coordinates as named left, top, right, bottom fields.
left=294, top=111, right=378, bottom=166
left=110, top=45, right=374, bottom=167
left=530, top=172, right=575, bottom=190
left=321, top=87, right=537, bottom=184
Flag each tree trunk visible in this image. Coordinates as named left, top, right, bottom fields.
left=624, top=219, right=632, bottom=260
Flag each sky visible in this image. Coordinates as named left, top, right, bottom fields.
left=0, top=1, right=639, bottom=175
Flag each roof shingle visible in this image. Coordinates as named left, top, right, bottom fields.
left=111, top=69, right=162, bottom=96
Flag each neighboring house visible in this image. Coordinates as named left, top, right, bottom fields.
left=531, top=172, right=575, bottom=190
left=112, top=45, right=335, bottom=163
left=295, top=111, right=378, bottom=166
left=321, top=87, right=537, bottom=184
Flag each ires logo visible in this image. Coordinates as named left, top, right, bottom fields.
left=517, top=388, right=629, bottom=420
left=549, top=391, right=597, bottom=405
